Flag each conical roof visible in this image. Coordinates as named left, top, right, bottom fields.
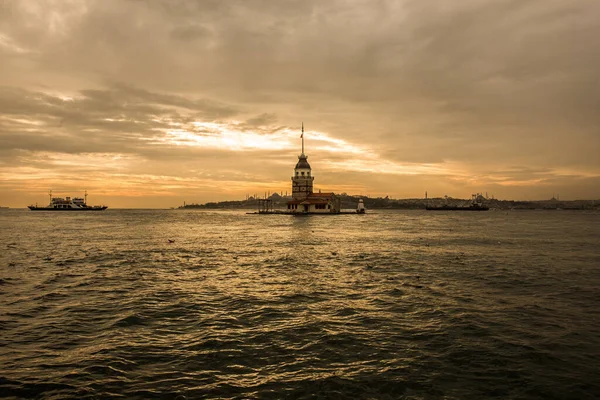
left=295, top=154, right=311, bottom=169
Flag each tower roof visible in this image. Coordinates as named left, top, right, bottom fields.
left=295, top=154, right=311, bottom=169
left=295, top=123, right=311, bottom=169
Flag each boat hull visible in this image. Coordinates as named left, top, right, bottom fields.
left=28, top=206, right=108, bottom=211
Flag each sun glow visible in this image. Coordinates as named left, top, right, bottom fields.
left=323, top=158, right=449, bottom=175
left=164, top=128, right=290, bottom=151
left=0, top=116, right=45, bottom=126
left=151, top=119, right=368, bottom=156
left=146, top=118, right=460, bottom=177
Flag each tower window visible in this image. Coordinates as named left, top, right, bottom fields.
left=296, top=172, right=299, bottom=176
left=301, top=171, right=304, bottom=176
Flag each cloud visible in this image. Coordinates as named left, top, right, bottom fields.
left=0, top=0, right=599, bottom=206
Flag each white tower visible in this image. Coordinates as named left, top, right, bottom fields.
left=291, top=123, right=314, bottom=200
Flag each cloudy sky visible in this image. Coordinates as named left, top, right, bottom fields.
left=1, top=0, right=599, bottom=207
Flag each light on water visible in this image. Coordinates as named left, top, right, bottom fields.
left=1, top=209, right=599, bottom=399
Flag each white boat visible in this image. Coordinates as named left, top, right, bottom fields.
left=28, top=191, right=107, bottom=211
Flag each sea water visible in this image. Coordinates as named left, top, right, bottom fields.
left=1, top=209, right=599, bottom=399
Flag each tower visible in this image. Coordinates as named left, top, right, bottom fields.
left=291, top=123, right=314, bottom=200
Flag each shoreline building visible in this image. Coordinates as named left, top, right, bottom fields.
left=286, top=124, right=341, bottom=214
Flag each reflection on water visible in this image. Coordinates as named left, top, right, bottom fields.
left=1, top=209, right=599, bottom=399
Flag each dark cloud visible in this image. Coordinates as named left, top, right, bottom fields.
left=0, top=85, right=242, bottom=158
left=170, top=24, right=213, bottom=42
left=243, top=113, right=278, bottom=127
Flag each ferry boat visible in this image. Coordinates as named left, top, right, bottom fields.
left=28, top=191, right=107, bottom=211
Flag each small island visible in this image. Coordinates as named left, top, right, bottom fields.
left=178, top=193, right=599, bottom=211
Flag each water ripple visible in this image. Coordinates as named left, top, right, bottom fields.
left=1, top=209, right=599, bottom=399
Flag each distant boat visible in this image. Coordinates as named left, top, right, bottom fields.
left=0, top=206, right=8, bottom=209
left=28, top=191, right=107, bottom=211
left=426, top=194, right=489, bottom=211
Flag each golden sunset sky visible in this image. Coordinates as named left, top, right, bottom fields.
left=1, top=0, right=599, bottom=208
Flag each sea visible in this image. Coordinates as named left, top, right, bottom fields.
left=1, top=208, right=599, bottom=399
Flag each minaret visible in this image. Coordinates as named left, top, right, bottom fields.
left=291, top=122, right=314, bottom=200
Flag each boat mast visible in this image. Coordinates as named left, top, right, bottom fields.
left=48, top=190, right=52, bottom=204
left=85, top=190, right=88, bottom=204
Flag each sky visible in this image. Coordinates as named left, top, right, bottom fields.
left=1, top=0, right=599, bottom=208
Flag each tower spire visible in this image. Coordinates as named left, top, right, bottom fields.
left=301, top=122, right=304, bottom=155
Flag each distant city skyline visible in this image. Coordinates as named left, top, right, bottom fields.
left=1, top=0, right=599, bottom=208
